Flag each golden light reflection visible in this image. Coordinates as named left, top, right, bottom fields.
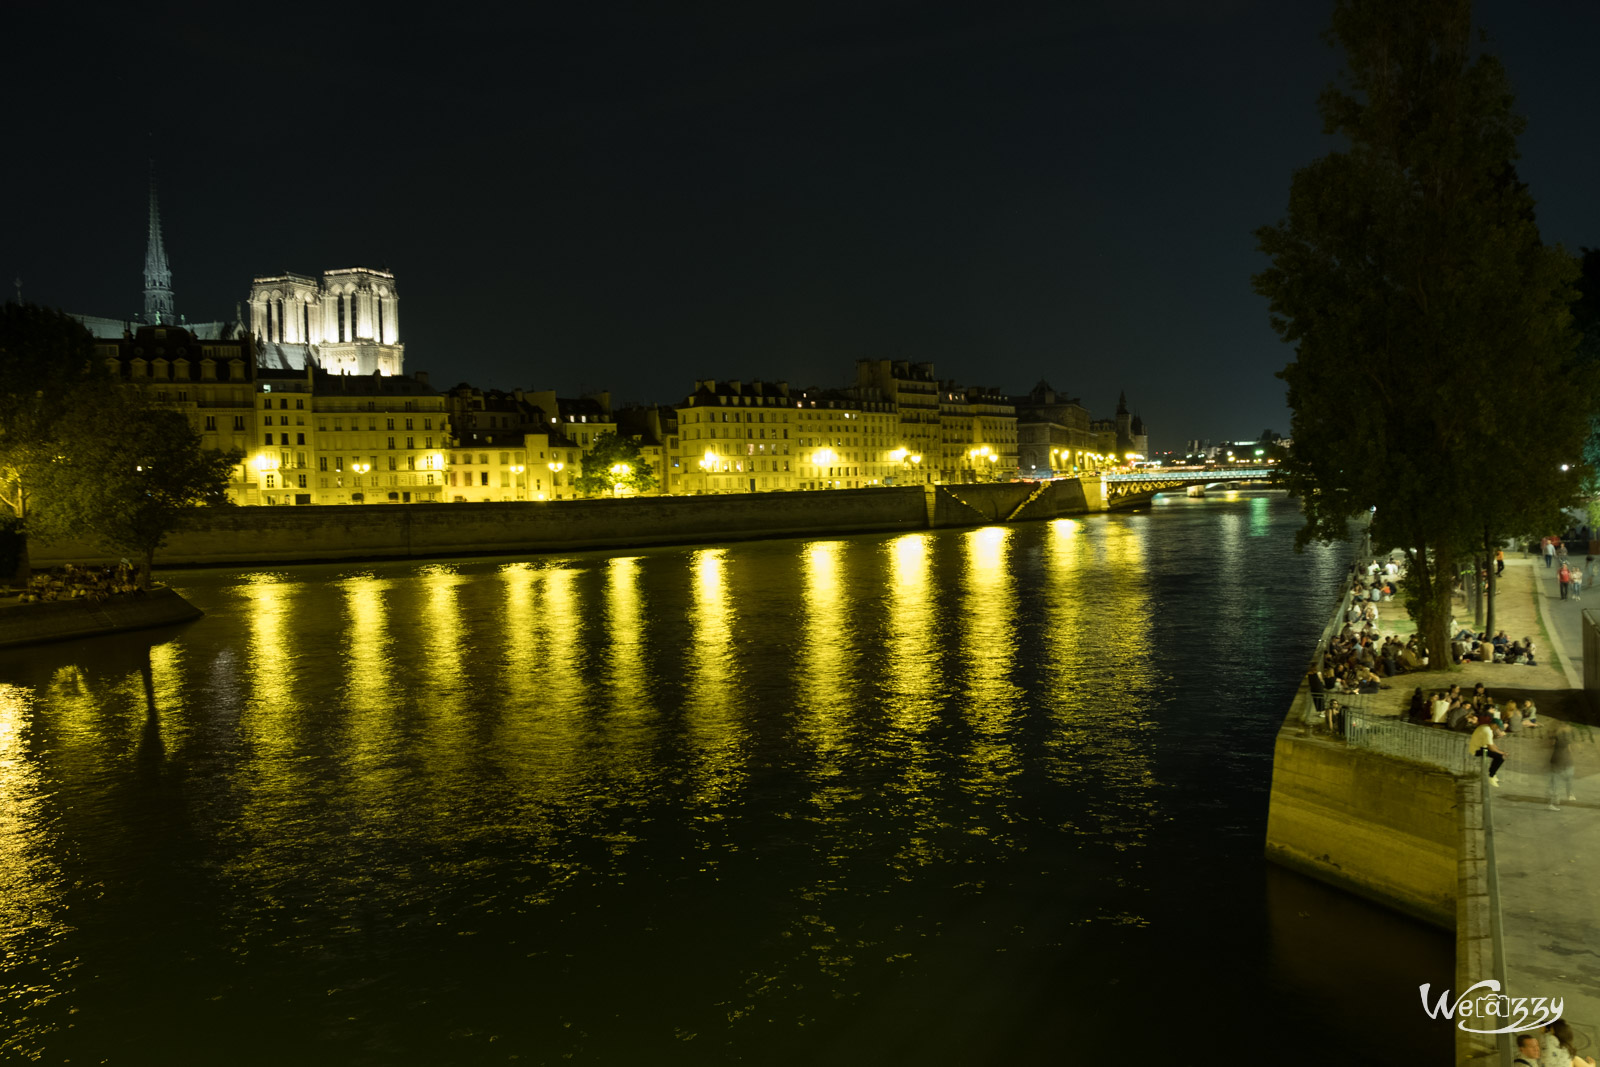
left=884, top=534, right=940, bottom=732
left=419, top=564, right=467, bottom=721
left=341, top=576, right=393, bottom=768
left=1044, top=516, right=1162, bottom=848
left=0, top=684, right=57, bottom=940
left=797, top=541, right=851, bottom=759
left=498, top=563, right=537, bottom=711
left=604, top=556, right=651, bottom=715
left=686, top=548, right=746, bottom=816
left=958, top=526, right=1021, bottom=799
left=239, top=573, right=300, bottom=753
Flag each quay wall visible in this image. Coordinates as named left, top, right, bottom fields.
left=1264, top=724, right=1459, bottom=929
left=0, top=588, right=202, bottom=648
left=29, top=478, right=1094, bottom=568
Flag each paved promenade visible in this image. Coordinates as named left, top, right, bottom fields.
left=1366, top=555, right=1599, bottom=1048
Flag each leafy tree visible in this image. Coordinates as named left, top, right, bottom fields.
left=1254, top=0, right=1597, bottom=663
left=0, top=303, right=107, bottom=525
left=30, top=388, right=242, bottom=586
left=573, top=432, right=658, bottom=498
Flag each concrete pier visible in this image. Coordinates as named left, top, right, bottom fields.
left=1266, top=554, right=1599, bottom=1064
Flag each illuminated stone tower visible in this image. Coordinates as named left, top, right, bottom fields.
left=250, top=267, right=404, bottom=376
left=143, top=174, right=175, bottom=324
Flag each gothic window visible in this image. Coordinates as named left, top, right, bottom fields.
left=337, top=293, right=347, bottom=342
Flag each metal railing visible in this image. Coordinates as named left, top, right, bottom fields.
left=1343, top=706, right=1472, bottom=774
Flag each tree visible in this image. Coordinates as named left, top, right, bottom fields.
left=573, top=432, right=658, bottom=498
left=1254, top=0, right=1597, bottom=664
left=30, top=388, right=242, bottom=586
left=0, top=303, right=107, bottom=525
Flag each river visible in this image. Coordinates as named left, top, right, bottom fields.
left=0, top=492, right=1451, bottom=1064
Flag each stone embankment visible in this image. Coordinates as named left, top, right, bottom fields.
left=0, top=587, right=202, bottom=649
left=30, top=478, right=1105, bottom=569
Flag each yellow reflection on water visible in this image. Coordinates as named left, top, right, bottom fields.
left=686, top=548, right=745, bottom=817
left=960, top=526, right=1017, bottom=709
left=498, top=564, right=537, bottom=710
left=605, top=556, right=651, bottom=715
left=1044, top=516, right=1162, bottom=854
left=419, top=564, right=467, bottom=721
left=239, top=573, right=300, bottom=752
left=884, top=533, right=940, bottom=732
left=342, top=577, right=392, bottom=769
left=797, top=541, right=850, bottom=757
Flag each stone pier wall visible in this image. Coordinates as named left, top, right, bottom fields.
left=30, top=478, right=1096, bottom=569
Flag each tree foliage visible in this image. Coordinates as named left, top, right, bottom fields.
left=574, top=432, right=658, bottom=497
left=0, top=303, right=107, bottom=522
left=1254, top=0, right=1598, bottom=662
left=30, top=388, right=242, bottom=584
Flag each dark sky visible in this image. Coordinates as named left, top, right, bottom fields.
left=10, top=1, right=1600, bottom=448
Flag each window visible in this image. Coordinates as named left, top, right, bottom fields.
left=319, top=457, right=328, bottom=472
left=425, top=437, right=432, bottom=449
left=335, top=457, right=343, bottom=472
left=334, top=418, right=343, bottom=432
left=296, top=399, right=304, bottom=410
left=233, top=416, right=245, bottom=431
left=478, top=454, right=488, bottom=465
left=424, top=418, right=432, bottom=430
left=426, top=473, right=435, bottom=485
left=264, top=433, right=275, bottom=445
left=296, top=433, right=305, bottom=445
left=297, top=474, right=308, bottom=488
left=265, top=474, right=276, bottom=488
left=280, top=399, right=288, bottom=409
left=204, top=416, right=216, bottom=431
left=405, top=418, right=413, bottom=430
left=407, top=456, right=416, bottom=471
left=387, top=437, right=395, bottom=449
left=405, top=437, right=414, bottom=449
left=387, top=418, right=395, bottom=430
left=318, top=419, right=328, bottom=432
left=264, top=398, right=272, bottom=409
left=499, top=452, right=509, bottom=465
left=480, top=472, right=489, bottom=486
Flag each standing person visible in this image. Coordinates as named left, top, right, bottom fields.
left=1548, top=725, right=1577, bottom=811
left=1559, top=562, right=1571, bottom=600
left=1546, top=537, right=1557, bottom=568
left=1539, top=1019, right=1597, bottom=1066
left=1496, top=548, right=1506, bottom=577
left=1471, top=718, right=1506, bottom=786
left=1574, top=563, right=1585, bottom=600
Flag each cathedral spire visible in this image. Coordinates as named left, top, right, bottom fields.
left=143, top=164, right=175, bottom=324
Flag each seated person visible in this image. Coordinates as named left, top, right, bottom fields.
left=1521, top=698, right=1540, bottom=727
left=1522, top=637, right=1537, bottom=666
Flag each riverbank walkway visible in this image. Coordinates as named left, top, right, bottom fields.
left=1363, top=554, right=1599, bottom=1046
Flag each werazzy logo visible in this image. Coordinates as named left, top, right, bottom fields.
left=1421, top=981, right=1563, bottom=1035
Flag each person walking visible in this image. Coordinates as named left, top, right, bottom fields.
left=1538, top=1019, right=1597, bottom=1066
left=1574, top=564, right=1585, bottom=600
left=1496, top=548, right=1505, bottom=576
left=1559, top=562, right=1571, bottom=600
left=1548, top=725, right=1577, bottom=811
left=1546, top=537, right=1557, bottom=568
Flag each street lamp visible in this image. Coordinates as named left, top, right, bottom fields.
left=813, top=447, right=837, bottom=488
left=547, top=460, right=564, bottom=500
left=609, top=461, right=631, bottom=497
left=511, top=463, right=525, bottom=500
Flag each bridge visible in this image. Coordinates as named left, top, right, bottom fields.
left=1098, top=467, right=1276, bottom=503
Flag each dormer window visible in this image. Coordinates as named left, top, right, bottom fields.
left=130, top=359, right=148, bottom=378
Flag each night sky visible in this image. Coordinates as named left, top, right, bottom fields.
left=10, top=1, right=1600, bottom=448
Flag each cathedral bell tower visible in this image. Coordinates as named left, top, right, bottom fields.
left=143, top=170, right=175, bottom=324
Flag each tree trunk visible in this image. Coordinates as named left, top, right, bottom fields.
left=140, top=547, right=155, bottom=590
left=1485, top=528, right=1496, bottom=639
left=1409, top=543, right=1456, bottom=669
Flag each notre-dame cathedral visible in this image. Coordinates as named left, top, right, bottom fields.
left=74, top=174, right=404, bottom=377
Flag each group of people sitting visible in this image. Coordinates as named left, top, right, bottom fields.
left=1406, top=681, right=1541, bottom=734
left=1451, top=628, right=1539, bottom=666
left=16, top=562, right=142, bottom=603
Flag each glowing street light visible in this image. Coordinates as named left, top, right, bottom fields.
left=609, top=461, right=632, bottom=498
left=511, top=463, right=525, bottom=500
left=547, top=460, right=564, bottom=500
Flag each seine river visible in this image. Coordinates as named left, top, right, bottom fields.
left=0, top=492, right=1450, bottom=1064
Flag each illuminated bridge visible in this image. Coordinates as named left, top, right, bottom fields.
left=1098, top=467, right=1276, bottom=504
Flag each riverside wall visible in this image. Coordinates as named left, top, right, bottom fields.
left=1264, top=717, right=1460, bottom=929
left=29, top=478, right=1094, bottom=568
left=0, top=587, right=202, bottom=648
